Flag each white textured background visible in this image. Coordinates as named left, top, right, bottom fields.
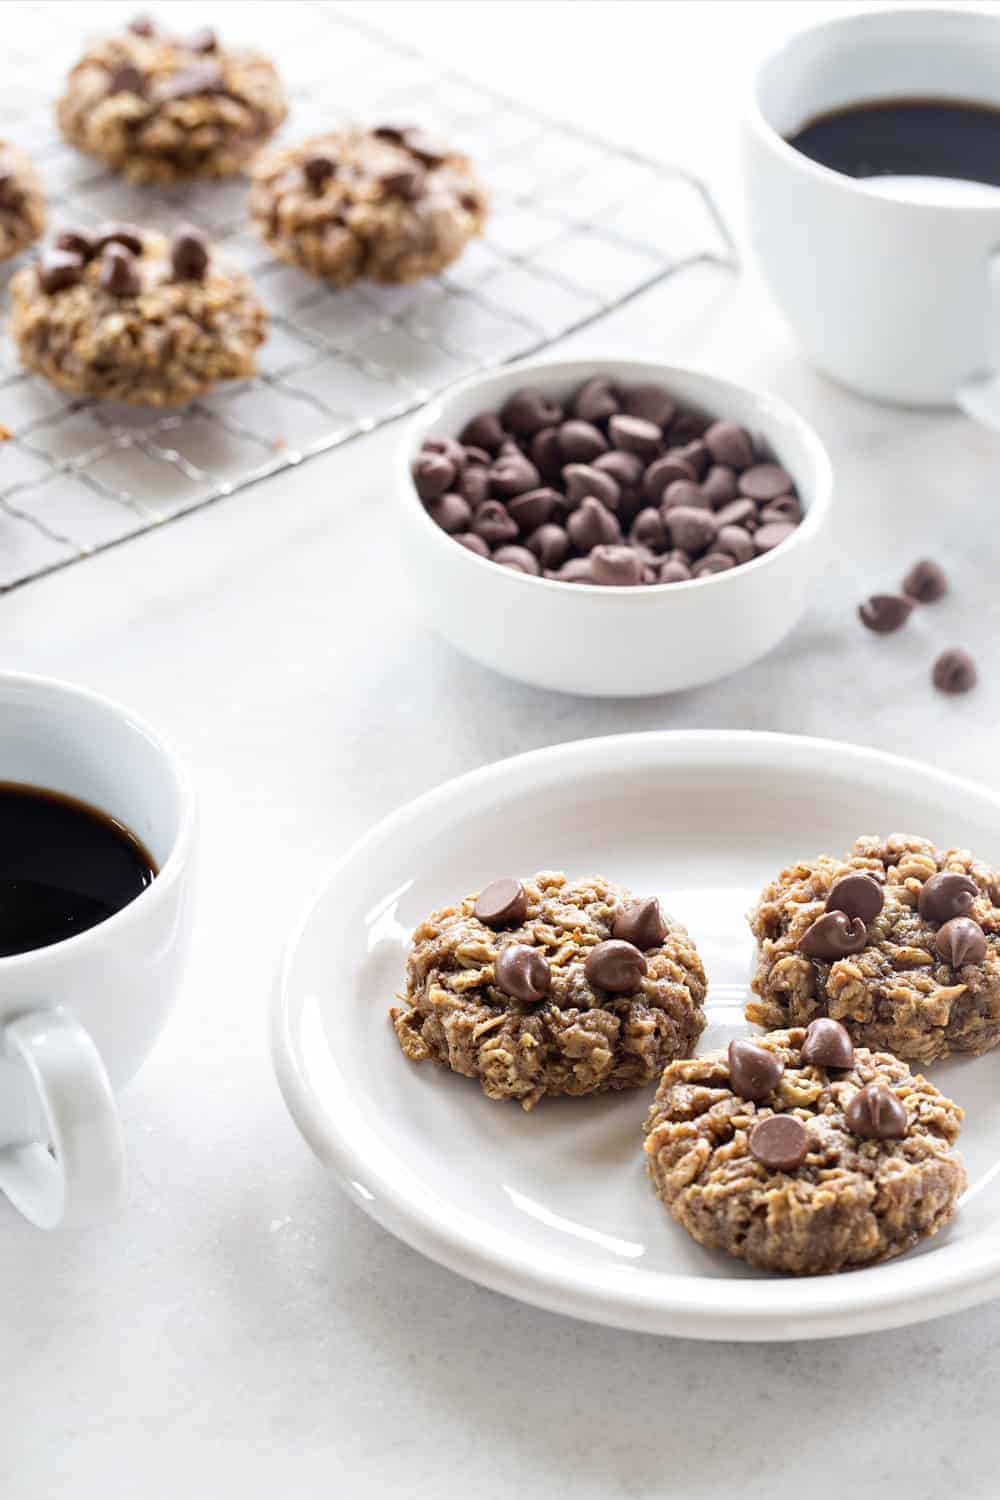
left=3, top=3, right=1000, bottom=1496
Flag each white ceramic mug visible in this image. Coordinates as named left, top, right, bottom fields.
left=745, top=7, right=1000, bottom=407
left=0, top=673, right=195, bottom=1229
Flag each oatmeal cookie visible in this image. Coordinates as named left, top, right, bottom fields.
left=644, top=1025, right=965, bottom=1274
left=747, top=833, right=1000, bottom=1063
left=10, top=224, right=267, bottom=406
left=0, top=143, right=45, bottom=261
left=56, top=15, right=287, bottom=184
left=391, top=871, right=706, bottom=1109
left=250, top=124, right=487, bottom=285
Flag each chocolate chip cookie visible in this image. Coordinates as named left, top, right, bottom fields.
left=10, top=225, right=267, bottom=406
left=0, top=143, right=45, bottom=261
left=747, top=833, right=1000, bottom=1063
left=391, top=871, right=706, bottom=1110
left=644, top=1025, right=965, bottom=1274
left=56, top=15, right=287, bottom=184
left=250, top=124, right=488, bottom=286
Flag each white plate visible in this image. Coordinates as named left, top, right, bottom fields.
left=271, top=732, right=1000, bottom=1341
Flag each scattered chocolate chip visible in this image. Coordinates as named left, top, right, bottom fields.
left=621, top=384, right=675, bottom=428
left=186, top=26, right=217, bottom=52
left=903, top=558, right=948, bottom=604
left=472, top=501, right=518, bottom=547
left=475, top=877, right=528, bottom=928
left=507, top=488, right=558, bottom=532
left=108, top=62, right=146, bottom=95
left=557, top=419, right=608, bottom=464
left=798, top=910, right=868, bottom=960
left=495, top=943, right=550, bottom=1003
left=99, top=246, right=141, bottom=297
left=128, top=14, right=156, bottom=35
left=753, top=521, right=796, bottom=554
left=170, top=225, right=209, bottom=281
left=748, top=1114, right=809, bottom=1171
left=935, top=915, right=987, bottom=967
left=159, top=61, right=226, bottom=99
left=704, top=420, right=754, bottom=469
left=455, top=531, right=489, bottom=557
left=38, top=248, right=83, bottom=294
left=825, top=873, right=884, bottom=924
left=608, top=413, right=662, bottom=456
left=93, top=223, right=143, bottom=255
left=54, top=229, right=93, bottom=260
left=845, top=1083, right=906, bottom=1141
left=527, top=523, right=570, bottom=569
left=567, top=496, right=621, bottom=552
left=664, top=506, right=717, bottom=554
left=728, top=1038, right=784, bottom=1101
left=460, top=412, right=504, bottom=454
left=702, top=465, right=738, bottom=507
left=572, top=375, right=619, bottom=423
left=933, top=648, right=977, bottom=695
left=918, top=871, right=977, bottom=925
left=413, top=451, right=455, bottom=500
left=739, top=463, right=793, bottom=501
left=584, top=939, right=647, bottom=993
left=800, top=1017, right=855, bottom=1070
left=489, top=453, right=540, bottom=500
left=858, top=593, right=913, bottom=634
left=501, top=387, right=562, bottom=439
left=380, top=167, right=425, bottom=201
left=590, top=544, right=644, bottom=586
left=426, top=492, right=471, bottom=534
left=612, top=897, right=667, bottom=950
left=304, top=154, right=336, bottom=191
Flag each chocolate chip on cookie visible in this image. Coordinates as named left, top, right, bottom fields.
left=99, top=245, right=141, bottom=297
left=303, top=154, right=336, bottom=191
left=825, top=872, right=884, bottom=924
left=748, top=1114, right=809, bottom=1171
left=935, top=916, right=987, bottom=967
left=170, top=226, right=209, bottom=281
left=584, top=939, right=647, bottom=993
left=475, top=878, right=528, bottom=929
left=798, top=910, right=868, bottom=960
left=38, top=248, right=83, bottom=294
left=919, top=871, right=977, bottom=924
left=495, top=944, right=550, bottom=1003
left=799, top=1017, right=854, bottom=1069
left=612, top=897, right=668, bottom=950
left=728, top=1039, right=784, bottom=1101
left=845, top=1083, right=906, bottom=1140
left=94, top=223, right=143, bottom=255
left=108, top=62, right=147, bottom=96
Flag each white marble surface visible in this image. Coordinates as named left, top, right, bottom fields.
left=4, top=2, right=1000, bottom=1495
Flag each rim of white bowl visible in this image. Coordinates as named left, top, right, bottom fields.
left=397, top=356, right=833, bottom=598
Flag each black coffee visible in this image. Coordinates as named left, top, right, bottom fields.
left=786, top=97, right=1000, bottom=188
left=0, top=783, right=156, bottom=958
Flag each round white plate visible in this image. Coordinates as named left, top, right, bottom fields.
left=271, top=732, right=1000, bottom=1341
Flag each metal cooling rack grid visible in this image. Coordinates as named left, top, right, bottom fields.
left=0, top=0, right=737, bottom=592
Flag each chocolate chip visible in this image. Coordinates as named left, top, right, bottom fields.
left=594, top=450, right=643, bottom=489
left=0, top=172, right=20, bottom=211
left=170, top=225, right=209, bottom=281
left=94, top=223, right=144, bottom=256
left=664, top=506, right=717, bottom=554
left=676, top=439, right=708, bottom=477
left=935, top=916, right=987, bottom=967
left=825, top=873, right=884, bottom=924
left=554, top=557, right=593, bottom=583
left=489, top=453, right=540, bottom=499
left=933, top=648, right=977, bottom=695
left=692, top=552, right=735, bottom=577
left=739, top=463, right=793, bottom=500
left=413, top=451, right=455, bottom=500
left=612, top=897, right=667, bottom=950
left=590, top=545, right=644, bottom=586
left=475, top=877, right=528, bottom=928
left=566, top=497, right=621, bottom=552
left=128, top=14, right=156, bottom=35
left=714, top=498, right=758, bottom=529
left=621, top=384, right=675, bottom=428
left=495, top=943, right=550, bottom=1003
left=472, top=501, right=518, bottom=547
left=99, top=246, right=141, bottom=297
left=704, top=420, right=754, bottom=469
left=759, top=495, right=802, bottom=525
left=455, top=532, right=489, bottom=557
left=798, top=910, right=867, bottom=960
left=918, top=871, right=977, bottom=925
left=459, top=466, right=490, bottom=506
left=507, top=488, right=558, bottom=532
left=186, top=26, right=217, bottom=52
left=403, top=130, right=449, bottom=168
left=858, top=593, right=913, bottom=634
left=715, top=524, right=755, bottom=563
left=526, top=523, right=569, bottom=569
left=728, top=1038, right=784, bottom=1101
left=903, top=558, right=948, bottom=604
left=304, top=154, right=336, bottom=191
left=493, top=545, right=541, bottom=575
left=54, top=230, right=93, bottom=260
left=753, top=521, right=796, bottom=554
left=563, top=463, right=620, bottom=511
left=584, top=939, right=647, bottom=993
left=526, top=426, right=562, bottom=484
left=501, top=387, right=562, bottom=439
left=572, top=376, right=619, bottom=424
left=630, top=509, right=667, bottom=550
left=800, top=1018, right=854, bottom=1070
left=460, top=412, right=505, bottom=454
left=159, top=61, right=226, bottom=99
left=557, top=420, right=608, bottom=463
left=608, top=414, right=662, bottom=456
left=658, top=558, right=691, bottom=583
left=642, top=453, right=696, bottom=501
left=423, top=435, right=466, bottom=469
left=108, top=62, right=146, bottom=95
left=748, top=1114, right=809, bottom=1171
left=37, top=248, right=83, bottom=294
left=844, top=1083, right=906, bottom=1141
left=426, top=492, right=471, bottom=534
left=702, top=465, right=738, bottom=507
left=380, top=167, right=425, bottom=200
left=661, top=479, right=710, bottom=513
left=373, top=124, right=411, bottom=144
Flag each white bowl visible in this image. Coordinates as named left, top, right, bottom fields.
left=396, top=358, right=833, bottom=697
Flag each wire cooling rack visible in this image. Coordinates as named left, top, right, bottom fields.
left=0, top=0, right=737, bottom=591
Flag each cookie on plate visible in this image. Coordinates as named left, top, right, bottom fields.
left=644, top=1024, right=965, bottom=1274
left=56, top=14, right=287, bottom=184
left=250, top=124, right=488, bottom=285
left=0, top=143, right=45, bottom=261
left=10, top=224, right=267, bottom=406
left=391, top=871, right=706, bottom=1110
left=747, top=833, right=1000, bottom=1063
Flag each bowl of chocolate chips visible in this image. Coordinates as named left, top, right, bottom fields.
left=399, top=358, right=832, bottom=695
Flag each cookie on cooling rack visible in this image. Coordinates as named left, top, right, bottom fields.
left=10, top=224, right=267, bottom=407
left=250, top=123, right=488, bottom=286
left=0, top=142, right=45, bottom=261
left=56, top=13, right=287, bottom=185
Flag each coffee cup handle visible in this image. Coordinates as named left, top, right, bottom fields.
left=955, top=245, right=1000, bottom=428
left=0, top=1009, right=125, bottom=1229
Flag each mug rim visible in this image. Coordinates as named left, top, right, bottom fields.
left=0, top=671, right=196, bottom=972
left=747, top=4, right=1000, bottom=215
